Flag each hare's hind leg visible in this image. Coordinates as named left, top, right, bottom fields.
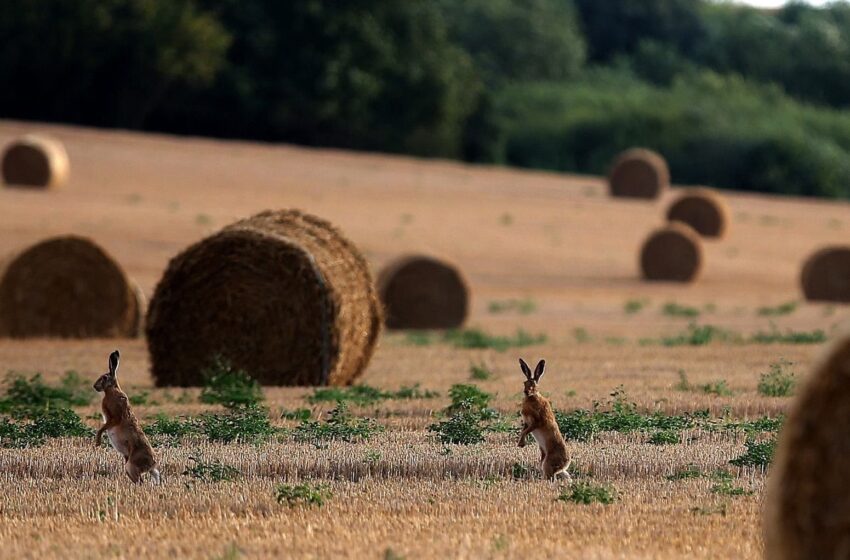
left=125, top=462, right=142, bottom=484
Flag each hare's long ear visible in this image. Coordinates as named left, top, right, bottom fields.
left=533, top=359, right=546, bottom=382
left=519, top=358, right=532, bottom=379
left=108, top=350, right=120, bottom=376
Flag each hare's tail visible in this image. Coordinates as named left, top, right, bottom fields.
left=150, top=468, right=162, bottom=485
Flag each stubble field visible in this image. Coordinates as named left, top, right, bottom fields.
left=0, top=121, right=848, bottom=559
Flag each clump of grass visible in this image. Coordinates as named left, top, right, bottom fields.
left=662, top=302, right=701, bottom=318
left=758, top=359, right=796, bottom=397
left=757, top=301, right=798, bottom=317
left=674, top=371, right=733, bottom=396
left=700, top=380, right=733, bottom=396
left=308, top=385, right=388, bottom=406
left=183, top=455, right=240, bottom=483
left=624, top=298, right=649, bottom=314
left=129, top=391, right=151, bottom=406
left=674, top=370, right=692, bottom=391
left=307, top=383, right=438, bottom=406
left=199, top=405, right=277, bottom=444
left=660, top=324, right=737, bottom=346
left=444, top=328, right=546, bottom=351
left=144, top=413, right=197, bottom=438
left=666, top=465, right=702, bottom=481
left=275, top=483, right=332, bottom=507
left=573, top=327, right=591, bottom=343
left=511, top=462, right=531, bottom=480
left=749, top=327, right=826, bottom=344
left=294, top=402, right=383, bottom=445
left=730, top=438, right=777, bottom=468
left=0, top=370, right=92, bottom=412
left=404, top=331, right=434, bottom=346
left=488, top=298, right=537, bottom=315
left=200, top=357, right=263, bottom=409
left=558, top=482, right=617, bottom=505
left=709, top=470, right=753, bottom=496
left=469, top=362, right=492, bottom=381
left=280, top=408, right=312, bottom=421
left=648, top=430, right=680, bottom=445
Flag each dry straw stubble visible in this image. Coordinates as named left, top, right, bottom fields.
left=2, top=134, right=70, bottom=188
left=0, top=235, right=141, bottom=338
left=377, top=255, right=469, bottom=329
left=608, top=148, right=670, bottom=200
left=765, top=328, right=850, bottom=559
left=146, top=209, right=381, bottom=387
left=666, top=188, right=730, bottom=239
left=640, top=222, right=703, bottom=283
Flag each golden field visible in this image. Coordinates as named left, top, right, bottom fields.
left=0, top=120, right=848, bottom=559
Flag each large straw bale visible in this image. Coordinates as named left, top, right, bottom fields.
left=639, top=222, right=703, bottom=282
left=765, top=329, right=850, bottom=559
left=146, top=209, right=382, bottom=386
left=377, top=255, right=469, bottom=329
left=2, top=134, right=69, bottom=188
left=0, top=236, right=141, bottom=338
left=608, top=148, right=669, bottom=199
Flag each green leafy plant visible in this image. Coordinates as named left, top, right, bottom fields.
left=448, top=384, right=493, bottom=414
left=511, top=462, right=531, bottom=480
left=558, top=482, right=617, bottom=505
left=144, top=413, right=197, bottom=438
left=660, top=324, right=737, bottom=346
left=665, top=465, right=702, bottom=481
left=183, top=455, right=240, bottom=482
left=749, top=327, right=826, bottom=344
left=200, top=357, right=263, bottom=408
left=392, top=384, right=440, bottom=399
left=624, top=298, right=649, bottom=314
left=428, top=400, right=487, bottom=445
left=281, top=408, right=312, bottom=421
left=758, top=360, right=796, bottom=397
left=275, top=483, right=332, bottom=507
left=0, top=370, right=92, bottom=412
left=730, top=438, right=777, bottom=468
left=0, top=407, right=92, bottom=447
left=404, top=331, right=434, bottom=346
left=444, top=328, right=546, bottom=351
left=662, top=302, right=701, bottom=318
left=293, top=402, right=383, bottom=445
left=648, top=429, right=680, bottom=445
left=307, top=385, right=388, bottom=406
left=199, top=405, right=276, bottom=443
left=469, top=362, right=492, bottom=381
left=699, top=380, right=733, bottom=397
left=757, top=301, right=798, bottom=317
left=488, top=298, right=537, bottom=314
left=573, top=327, right=591, bottom=343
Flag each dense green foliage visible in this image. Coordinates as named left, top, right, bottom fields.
left=7, top=0, right=850, bottom=197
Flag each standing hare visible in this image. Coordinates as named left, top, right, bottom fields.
left=518, top=358, right=571, bottom=480
left=94, top=350, right=160, bottom=484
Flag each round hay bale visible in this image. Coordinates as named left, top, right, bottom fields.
left=801, top=246, right=850, bottom=302
left=2, top=134, right=69, bottom=188
left=666, top=188, right=730, bottom=238
left=608, top=148, right=669, bottom=199
left=639, top=222, right=703, bottom=282
left=764, top=329, right=850, bottom=559
left=145, top=209, right=382, bottom=387
left=0, top=236, right=141, bottom=338
left=377, top=255, right=469, bottom=330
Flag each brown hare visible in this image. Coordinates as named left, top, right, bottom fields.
left=518, top=358, right=571, bottom=480
left=94, top=350, right=160, bottom=484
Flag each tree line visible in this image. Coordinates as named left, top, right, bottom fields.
left=3, top=0, right=850, bottom=198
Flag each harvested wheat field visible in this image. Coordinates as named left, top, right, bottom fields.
left=1, top=121, right=850, bottom=559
